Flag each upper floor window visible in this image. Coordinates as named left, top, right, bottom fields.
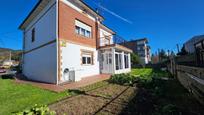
left=31, top=28, right=35, bottom=42
left=75, top=20, right=92, bottom=38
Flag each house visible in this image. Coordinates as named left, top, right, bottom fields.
left=2, top=60, right=14, bottom=68
left=184, top=35, right=204, bottom=54
left=194, top=39, right=204, bottom=66
left=19, top=0, right=132, bottom=84
left=123, top=38, right=151, bottom=64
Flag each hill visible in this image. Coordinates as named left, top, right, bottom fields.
left=0, top=48, right=22, bottom=61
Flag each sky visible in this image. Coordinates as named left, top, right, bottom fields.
left=0, top=0, right=204, bottom=54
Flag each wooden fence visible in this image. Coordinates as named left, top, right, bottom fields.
left=167, top=60, right=204, bottom=104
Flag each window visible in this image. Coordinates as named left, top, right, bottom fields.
left=81, top=50, right=94, bottom=65
left=82, top=54, right=92, bottom=65
left=82, top=55, right=92, bottom=65
left=115, top=54, right=119, bottom=70
left=124, top=54, right=129, bottom=68
left=75, top=26, right=80, bottom=34
left=81, top=28, right=86, bottom=36
left=115, top=53, right=123, bottom=70
left=31, top=28, right=35, bottom=42
left=75, top=20, right=92, bottom=38
left=85, top=30, right=91, bottom=38
left=109, top=54, right=112, bottom=64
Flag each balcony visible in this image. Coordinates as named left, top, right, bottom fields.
left=99, top=35, right=128, bottom=47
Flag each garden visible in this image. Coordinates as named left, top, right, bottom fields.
left=0, top=68, right=204, bottom=115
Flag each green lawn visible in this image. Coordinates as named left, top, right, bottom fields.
left=1, top=68, right=202, bottom=114
left=131, top=68, right=172, bottom=80
left=131, top=68, right=153, bottom=76
left=0, top=78, right=69, bottom=115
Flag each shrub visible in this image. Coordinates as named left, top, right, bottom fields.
left=14, top=104, right=55, bottom=115
left=109, top=73, right=136, bottom=85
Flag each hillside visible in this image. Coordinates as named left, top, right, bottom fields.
left=0, top=48, right=22, bottom=61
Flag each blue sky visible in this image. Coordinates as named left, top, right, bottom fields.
left=0, top=0, right=204, bottom=54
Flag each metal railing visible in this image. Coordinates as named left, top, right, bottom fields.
left=99, top=35, right=128, bottom=47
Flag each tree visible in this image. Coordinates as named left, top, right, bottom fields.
left=131, top=53, right=142, bottom=65
left=159, top=49, right=168, bottom=61
left=177, top=45, right=188, bottom=56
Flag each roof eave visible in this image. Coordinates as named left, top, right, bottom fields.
left=18, top=0, right=42, bottom=30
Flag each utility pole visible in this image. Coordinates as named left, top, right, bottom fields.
left=176, top=44, right=180, bottom=53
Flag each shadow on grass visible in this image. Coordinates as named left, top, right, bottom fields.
left=68, top=89, right=86, bottom=95
left=107, top=68, right=204, bottom=115
left=119, top=78, right=204, bottom=115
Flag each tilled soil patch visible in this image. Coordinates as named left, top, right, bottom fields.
left=49, top=83, right=136, bottom=115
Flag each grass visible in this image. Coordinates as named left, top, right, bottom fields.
left=1, top=68, right=203, bottom=114
left=109, top=68, right=204, bottom=114
left=131, top=68, right=172, bottom=80
left=0, top=77, right=70, bottom=115
left=131, top=68, right=153, bottom=76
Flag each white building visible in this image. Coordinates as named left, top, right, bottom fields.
left=123, top=38, right=151, bottom=64
left=19, top=0, right=132, bottom=85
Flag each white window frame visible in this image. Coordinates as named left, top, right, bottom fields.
left=82, top=54, right=92, bottom=65
left=115, top=52, right=123, bottom=70
left=124, top=54, right=129, bottom=69
left=75, top=20, right=92, bottom=38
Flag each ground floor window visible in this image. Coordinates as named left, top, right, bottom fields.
left=124, top=54, right=129, bottom=68
left=81, top=50, right=93, bottom=65
left=115, top=53, right=123, bottom=70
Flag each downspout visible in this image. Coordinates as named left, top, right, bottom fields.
left=95, top=19, right=99, bottom=49
left=56, top=0, right=59, bottom=85
left=95, top=9, right=100, bottom=49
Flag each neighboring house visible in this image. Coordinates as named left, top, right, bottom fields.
left=2, top=60, right=14, bottom=66
left=123, top=38, right=151, bottom=64
left=194, top=39, right=204, bottom=66
left=19, top=0, right=132, bottom=84
left=184, top=35, right=204, bottom=54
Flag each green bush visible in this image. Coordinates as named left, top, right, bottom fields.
left=14, top=104, right=55, bottom=115
left=109, top=73, right=136, bottom=85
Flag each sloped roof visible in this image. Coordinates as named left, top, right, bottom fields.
left=19, top=0, right=104, bottom=30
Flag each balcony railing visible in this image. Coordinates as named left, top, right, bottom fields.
left=99, top=35, right=128, bottom=47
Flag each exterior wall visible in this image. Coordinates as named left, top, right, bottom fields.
left=184, top=35, right=204, bottom=54
left=58, top=0, right=98, bottom=48
left=24, top=0, right=56, bottom=51
left=99, top=28, right=113, bottom=47
left=60, top=41, right=100, bottom=82
left=23, top=43, right=57, bottom=83
left=22, top=0, right=57, bottom=84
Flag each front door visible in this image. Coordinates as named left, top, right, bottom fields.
left=101, top=52, right=113, bottom=74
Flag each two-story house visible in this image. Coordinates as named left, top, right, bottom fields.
left=19, top=0, right=132, bottom=85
